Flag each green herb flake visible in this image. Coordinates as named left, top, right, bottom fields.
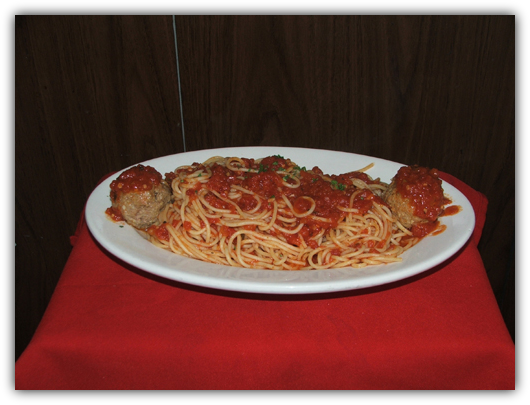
left=330, top=180, right=346, bottom=190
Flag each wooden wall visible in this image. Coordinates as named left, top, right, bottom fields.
left=15, top=15, right=515, bottom=360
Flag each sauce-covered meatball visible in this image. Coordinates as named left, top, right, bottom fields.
left=106, top=165, right=171, bottom=229
left=383, top=165, right=445, bottom=236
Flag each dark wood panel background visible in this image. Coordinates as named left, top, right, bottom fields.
left=15, top=15, right=185, bottom=361
left=15, top=15, right=515, bottom=361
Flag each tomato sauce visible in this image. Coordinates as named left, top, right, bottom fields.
left=206, top=164, right=238, bottom=197
left=410, top=221, right=440, bottom=238
left=204, top=192, right=232, bottom=210
left=409, top=205, right=458, bottom=238
left=147, top=223, right=170, bottom=241
left=440, top=205, right=461, bottom=217
left=237, top=194, right=258, bottom=211
left=105, top=206, right=124, bottom=222
left=200, top=156, right=389, bottom=246
left=110, top=165, right=162, bottom=199
left=243, top=171, right=282, bottom=199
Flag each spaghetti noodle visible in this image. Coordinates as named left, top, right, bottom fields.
left=141, top=155, right=429, bottom=270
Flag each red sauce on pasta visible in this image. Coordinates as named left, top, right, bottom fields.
left=197, top=157, right=389, bottom=246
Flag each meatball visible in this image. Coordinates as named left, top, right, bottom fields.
left=383, top=165, right=445, bottom=229
left=109, top=165, right=171, bottom=229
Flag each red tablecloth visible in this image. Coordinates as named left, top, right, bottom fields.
left=15, top=173, right=514, bottom=390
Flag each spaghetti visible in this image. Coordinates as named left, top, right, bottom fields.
left=142, top=155, right=426, bottom=270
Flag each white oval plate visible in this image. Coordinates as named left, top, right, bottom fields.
left=85, top=147, right=475, bottom=294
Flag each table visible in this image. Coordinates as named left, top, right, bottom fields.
left=15, top=173, right=515, bottom=389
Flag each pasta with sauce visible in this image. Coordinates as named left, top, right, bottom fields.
left=127, top=155, right=445, bottom=270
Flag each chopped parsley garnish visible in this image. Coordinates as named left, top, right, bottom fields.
left=330, top=180, right=346, bottom=190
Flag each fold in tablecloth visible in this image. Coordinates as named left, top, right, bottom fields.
left=15, top=172, right=514, bottom=389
